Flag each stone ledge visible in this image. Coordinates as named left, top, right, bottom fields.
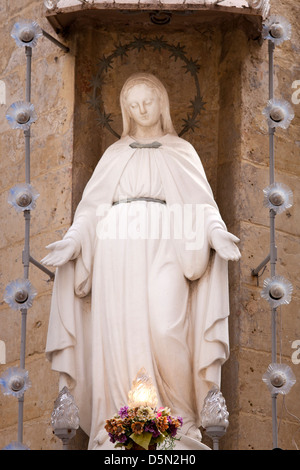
left=45, top=0, right=269, bottom=33
left=51, top=0, right=264, bottom=10
left=47, top=0, right=267, bottom=13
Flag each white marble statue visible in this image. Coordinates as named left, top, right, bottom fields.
left=42, top=73, right=240, bottom=450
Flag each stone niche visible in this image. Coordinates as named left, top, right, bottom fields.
left=45, top=6, right=264, bottom=214
left=46, top=3, right=265, bottom=450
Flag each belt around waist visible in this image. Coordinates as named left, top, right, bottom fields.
left=112, top=197, right=166, bottom=206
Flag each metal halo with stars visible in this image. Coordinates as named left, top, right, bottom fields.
left=87, top=35, right=205, bottom=138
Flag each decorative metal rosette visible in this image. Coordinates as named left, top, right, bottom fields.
left=11, top=20, right=42, bottom=48
left=0, top=367, right=31, bottom=399
left=8, top=183, right=39, bottom=213
left=88, top=35, right=205, bottom=138
left=6, top=101, right=37, bottom=131
left=4, top=278, right=37, bottom=311
left=2, top=441, right=30, bottom=450
left=261, top=275, right=293, bottom=308
left=263, top=363, right=296, bottom=395
left=44, top=0, right=59, bottom=9
left=263, top=182, right=293, bottom=215
left=262, top=15, right=292, bottom=46
left=262, top=99, right=294, bottom=129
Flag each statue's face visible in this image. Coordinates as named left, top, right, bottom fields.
left=125, top=83, right=162, bottom=130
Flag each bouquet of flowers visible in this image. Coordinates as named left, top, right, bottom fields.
left=105, top=405, right=183, bottom=450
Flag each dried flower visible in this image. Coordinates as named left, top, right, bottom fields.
left=6, top=101, right=37, bottom=131
left=263, top=363, right=296, bottom=395
left=0, top=367, right=31, bottom=398
left=105, top=405, right=183, bottom=450
left=131, top=421, right=144, bottom=434
left=11, top=21, right=42, bottom=48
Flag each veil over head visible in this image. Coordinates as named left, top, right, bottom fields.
left=120, top=72, right=177, bottom=137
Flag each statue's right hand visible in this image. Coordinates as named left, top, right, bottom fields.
left=41, top=238, right=78, bottom=267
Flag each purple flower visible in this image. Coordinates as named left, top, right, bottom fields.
left=145, top=421, right=160, bottom=438
left=116, top=434, right=128, bottom=443
left=108, top=433, right=116, bottom=443
left=178, top=416, right=183, bottom=427
left=169, top=425, right=177, bottom=437
left=118, top=406, right=129, bottom=418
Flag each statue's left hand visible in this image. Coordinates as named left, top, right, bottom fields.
left=210, top=229, right=241, bottom=261
left=41, top=238, right=78, bottom=267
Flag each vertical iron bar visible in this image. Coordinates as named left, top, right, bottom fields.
left=18, top=45, right=32, bottom=444
left=25, top=46, right=32, bottom=102
left=268, top=39, right=278, bottom=449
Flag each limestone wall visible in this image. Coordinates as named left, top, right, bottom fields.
left=0, top=0, right=75, bottom=450
left=0, top=0, right=299, bottom=450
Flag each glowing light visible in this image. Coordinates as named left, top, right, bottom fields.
left=128, top=368, right=158, bottom=409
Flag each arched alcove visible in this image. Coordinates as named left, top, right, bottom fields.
left=45, top=4, right=266, bottom=449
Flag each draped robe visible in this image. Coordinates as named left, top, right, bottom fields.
left=46, top=133, right=230, bottom=449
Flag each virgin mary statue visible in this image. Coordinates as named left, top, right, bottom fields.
left=42, top=73, right=240, bottom=450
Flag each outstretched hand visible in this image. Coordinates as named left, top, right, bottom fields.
left=41, top=239, right=78, bottom=267
left=210, top=229, right=241, bottom=261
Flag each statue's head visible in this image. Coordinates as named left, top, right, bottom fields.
left=120, top=73, right=176, bottom=137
